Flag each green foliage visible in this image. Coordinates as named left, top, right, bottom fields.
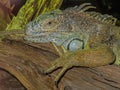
left=0, top=0, right=14, bottom=31
left=6, top=0, right=63, bottom=31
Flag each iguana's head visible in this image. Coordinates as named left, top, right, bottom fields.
left=25, top=9, right=86, bottom=51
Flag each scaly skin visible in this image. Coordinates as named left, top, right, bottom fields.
left=24, top=3, right=120, bottom=86
left=44, top=44, right=115, bottom=86
left=1, top=3, right=120, bottom=87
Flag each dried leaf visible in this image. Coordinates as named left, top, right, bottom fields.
left=0, top=0, right=14, bottom=31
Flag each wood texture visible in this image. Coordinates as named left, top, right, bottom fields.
left=0, top=38, right=120, bottom=90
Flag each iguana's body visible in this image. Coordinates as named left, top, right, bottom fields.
left=1, top=3, right=120, bottom=86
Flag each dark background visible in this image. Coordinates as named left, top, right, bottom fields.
left=11, top=0, right=120, bottom=25
left=61, top=0, right=120, bottom=18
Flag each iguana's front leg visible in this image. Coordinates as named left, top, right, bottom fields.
left=44, top=44, right=115, bottom=86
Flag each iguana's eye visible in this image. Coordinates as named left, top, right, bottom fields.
left=44, top=19, right=57, bottom=26
left=67, top=38, right=84, bottom=51
left=47, top=21, right=52, bottom=25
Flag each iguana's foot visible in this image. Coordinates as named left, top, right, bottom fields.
left=44, top=50, right=76, bottom=87
left=44, top=44, right=115, bottom=87
left=44, top=43, right=77, bottom=86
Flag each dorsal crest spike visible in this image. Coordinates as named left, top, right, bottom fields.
left=64, top=2, right=117, bottom=25
left=86, top=11, right=117, bottom=25
left=78, top=3, right=96, bottom=12
left=63, top=3, right=97, bottom=15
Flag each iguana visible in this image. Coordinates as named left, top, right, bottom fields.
left=1, top=3, right=120, bottom=87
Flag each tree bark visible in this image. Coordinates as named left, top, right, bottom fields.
left=0, top=38, right=120, bottom=90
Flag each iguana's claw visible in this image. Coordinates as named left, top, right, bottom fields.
left=44, top=55, right=74, bottom=87
left=55, top=81, right=59, bottom=88
left=44, top=65, right=56, bottom=74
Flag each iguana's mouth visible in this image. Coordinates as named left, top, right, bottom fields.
left=24, top=25, right=70, bottom=43
left=24, top=30, right=63, bottom=43
left=24, top=35, right=49, bottom=43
